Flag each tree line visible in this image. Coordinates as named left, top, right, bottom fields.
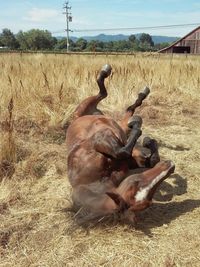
left=0, top=28, right=169, bottom=52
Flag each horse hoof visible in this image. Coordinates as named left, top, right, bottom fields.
left=101, top=64, right=112, bottom=77
left=140, top=86, right=150, bottom=97
left=143, top=137, right=158, bottom=151
left=128, top=115, right=143, bottom=129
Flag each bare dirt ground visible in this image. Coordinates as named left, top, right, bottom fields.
left=0, top=53, right=200, bottom=266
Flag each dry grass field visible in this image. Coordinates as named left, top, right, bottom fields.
left=0, top=52, right=200, bottom=267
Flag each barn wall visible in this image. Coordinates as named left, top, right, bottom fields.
left=177, top=28, right=200, bottom=53
left=160, top=27, right=200, bottom=54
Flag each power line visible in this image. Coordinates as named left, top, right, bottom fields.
left=72, top=23, right=200, bottom=33
left=51, top=22, right=200, bottom=35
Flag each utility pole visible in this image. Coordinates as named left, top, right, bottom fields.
left=63, top=1, right=72, bottom=52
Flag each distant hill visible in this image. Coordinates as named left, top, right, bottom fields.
left=57, top=34, right=179, bottom=44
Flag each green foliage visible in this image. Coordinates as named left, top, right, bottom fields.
left=0, top=28, right=167, bottom=52
left=154, top=42, right=170, bottom=50
left=76, top=38, right=87, bottom=51
left=21, top=29, right=57, bottom=50
left=129, top=34, right=136, bottom=43
left=16, top=31, right=28, bottom=50
left=0, top=37, right=3, bottom=47
left=55, top=38, right=68, bottom=50
left=85, top=40, right=105, bottom=52
left=139, top=33, right=154, bottom=47
left=55, top=38, right=75, bottom=50
left=0, top=28, right=19, bottom=49
left=103, top=41, right=114, bottom=52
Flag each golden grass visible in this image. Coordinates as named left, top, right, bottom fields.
left=0, top=52, right=200, bottom=266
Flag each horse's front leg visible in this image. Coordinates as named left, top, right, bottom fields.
left=117, top=115, right=142, bottom=159
left=92, top=115, right=142, bottom=160
left=119, top=86, right=150, bottom=135
left=142, top=137, right=160, bottom=167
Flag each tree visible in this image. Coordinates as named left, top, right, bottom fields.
left=129, top=34, right=136, bottom=43
left=0, top=36, right=3, bottom=47
left=55, top=38, right=75, bottom=50
left=113, top=40, right=132, bottom=52
left=104, top=41, right=114, bottom=52
left=76, top=38, right=87, bottom=51
left=16, top=31, right=29, bottom=50
left=55, top=38, right=67, bottom=50
left=128, top=35, right=140, bottom=51
left=0, top=28, right=160, bottom=52
left=1, top=28, right=19, bottom=49
left=154, top=42, right=170, bottom=51
left=139, top=33, right=154, bottom=47
left=86, top=40, right=104, bottom=52
left=22, top=29, right=57, bottom=50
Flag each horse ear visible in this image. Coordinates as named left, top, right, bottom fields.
left=106, top=192, right=129, bottom=211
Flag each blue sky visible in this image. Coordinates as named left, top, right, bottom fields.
left=1, top=0, right=200, bottom=37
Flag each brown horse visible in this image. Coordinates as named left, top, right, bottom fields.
left=66, top=64, right=175, bottom=223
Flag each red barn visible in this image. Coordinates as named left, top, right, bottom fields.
left=159, top=26, right=200, bottom=54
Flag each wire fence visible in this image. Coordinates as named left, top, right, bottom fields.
left=1, top=49, right=200, bottom=58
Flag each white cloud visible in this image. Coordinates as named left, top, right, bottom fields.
left=24, top=8, right=59, bottom=22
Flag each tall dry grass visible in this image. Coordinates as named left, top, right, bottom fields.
left=0, top=52, right=200, bottom=267
left=0, top=53, right=199, bottom=122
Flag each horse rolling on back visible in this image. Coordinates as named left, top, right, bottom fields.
left=66, top=64, right=175, bottom=224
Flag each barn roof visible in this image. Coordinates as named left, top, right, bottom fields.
left=159, top=25, right=200, bottom=52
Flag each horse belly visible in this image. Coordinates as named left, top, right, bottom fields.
left=68, top=148, right=110, bottom=187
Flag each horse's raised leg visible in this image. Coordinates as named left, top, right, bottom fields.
left=130, top=136, right=160, bottom=169
left=142, top=137, right=160, bottom=167
left=117, top=115, right=142, bottom=159
left=119, top=86, right=150, bottom=135
left=73, top=64, right=112, bottom=120
left=93, top=115, right=142, bottom=160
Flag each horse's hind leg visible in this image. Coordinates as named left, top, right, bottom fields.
left=73, top=64, right=112, bottom=120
